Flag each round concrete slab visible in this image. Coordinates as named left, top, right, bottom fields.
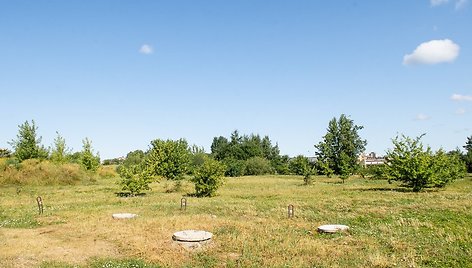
left=112, top=213, right=137, bottom=219
left=172, top=230, right=213, bottom=242
left=317, top=224, right=349, bottom=233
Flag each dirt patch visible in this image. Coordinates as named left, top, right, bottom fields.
left=0, top=225, right=118, bottom=268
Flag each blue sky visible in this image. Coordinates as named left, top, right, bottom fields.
left=1, top=0, right=471, bottom=159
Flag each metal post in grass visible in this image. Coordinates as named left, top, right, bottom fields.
left=288, top=204, right=294, bottom=218
left=36, top=196, right=44, bottom=215
left=181, top=197, right=187, bottom=210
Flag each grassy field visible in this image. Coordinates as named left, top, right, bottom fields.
left=0, top=173, right=471, bottom=268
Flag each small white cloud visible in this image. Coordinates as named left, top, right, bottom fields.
left=431, top=0, right=449, bottom=6
left=139, top=44, right=153, bottom=54
left=431, top=0, right=468, bottom=9
left=455, top=108, right=466, bottom=114
left=451, top=94, right=472, bottom=101
left=415, top=113, right=431, bottom=121
left=403, top=39, right=460, bottom=65
left=455, top=0, right=468, bottom=9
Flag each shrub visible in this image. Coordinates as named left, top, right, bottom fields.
left=244, top=157, right=273, bottom=175
left=289, top=155, right=310, bottom=175
left=80, top=138, right=100, bottom=172
left=192, top=157, right=226, bottom=197
left=118, top=165, right=153, bottom=196
left=358, top=165, right=385, bottom=180
left=146, top=139, right=190, bottom=180
left=223, top=158, right=246, bottom=177
left=384, top=134, right=466, bottom=192
left=271, top=155, right=290, bottom=175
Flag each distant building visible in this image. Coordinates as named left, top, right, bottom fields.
left=358, top=152, right=385, bottom=166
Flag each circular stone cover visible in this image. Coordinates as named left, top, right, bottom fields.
left=112, top=213, right=137, bottom=219
left=317, top=224, right=349, bottom=233
left=172, top=230, right=213, bottom=242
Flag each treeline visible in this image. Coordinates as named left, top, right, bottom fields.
left=2, top=116, right=472, bottom=194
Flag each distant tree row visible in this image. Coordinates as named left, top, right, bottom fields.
left=210, top=130, right=290, bottom=176
left=2, top=117, right=471, bottom=194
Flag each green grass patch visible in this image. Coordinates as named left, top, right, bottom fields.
left=0, top=174, right=471, bottom=267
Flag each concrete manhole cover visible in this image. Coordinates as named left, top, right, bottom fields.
left=317, top=224, right=349, bottom=233
left=112, top=213, right=137, bottom=219
left=172, top=230, right=213, bottom=242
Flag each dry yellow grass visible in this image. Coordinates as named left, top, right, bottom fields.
left=0, top=175, right=471, bottom=267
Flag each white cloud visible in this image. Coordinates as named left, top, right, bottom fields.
left=431, top=0, right=449, bottom=6
left=415, top=113, right=431, bottom=121
left=139, top=44, right=153, bottom=54
left=455, top=108, right=466, bottom=114
left=451, top=94, right=472, bottom=101
left=455, top=0, right=468, bottom=9
left=403, top=39, right=460, bottom=65
left=431, top=0, right=468, bottom=9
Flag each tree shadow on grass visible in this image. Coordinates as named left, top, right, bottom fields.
left=352, top=187, right=412, bottom=193
left=115, top=192, right=147, bottom=197
left=351, top=187, right=439, bottom=193
left=324, top=181, right=345, bottom=185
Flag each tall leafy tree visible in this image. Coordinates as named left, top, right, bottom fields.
left=210, top=136, right=229, bottom=160
left=464, top=135, right=472, bottom=152
left=315, top=114, right=366, bottom=178
left=9, top=120, right=48, bottom=161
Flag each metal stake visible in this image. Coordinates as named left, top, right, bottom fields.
left=288, top=204, right=294, bottom=218
left=37, top=196, right=44, bottom=215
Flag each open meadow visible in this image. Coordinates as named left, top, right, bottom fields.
left=1, top=173, right=471, bottom=268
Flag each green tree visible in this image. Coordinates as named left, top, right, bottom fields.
left=80, top=138, right=100, bottom=172
left=210, top=136, right=229, bottom=160
left=244, top=156, right=273, bottom=175
left=69, top=151, right=82, bottom=164
left=9, top=120, right=48, bottom=161
left=315, top=114, right=366, bottom=180
left=464, top=135, right=472, bottom=152
left=0, top=148, right=12, bottom=158
left=210, top=130, right=283, bottom=176
left=222, top=158, right=246, bottom=177
left=383, top=134, right=465, bottom=192
left=192, top=156, right=226, bottom=197
left=289, top=155, right=311, bottom=175
left=189, top=145, right=208, bottom=175
left=122, top=150, right=146, bottom=168
left=271, top=154, right=291, bottom=175
left=146, top=139, right=190, bottom=180
left=50, top=131, right=71, bottom=164
left=463, top=135, right=472, bottom=173
left=118, top=164, right=153, bottom=196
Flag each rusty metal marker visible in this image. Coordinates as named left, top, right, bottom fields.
left=288, top=204, right=294, bottom=218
